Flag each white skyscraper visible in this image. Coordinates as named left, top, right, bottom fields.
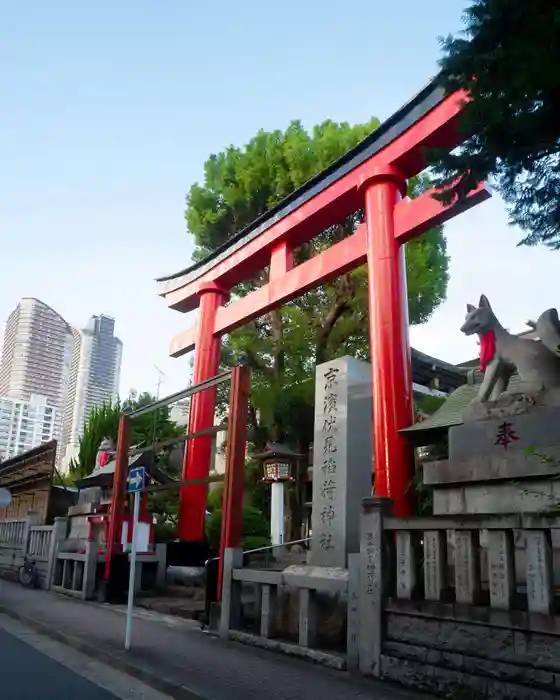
left=60, top=315, right=122, bottom=469
left=0, top=298, right=74, bottom=448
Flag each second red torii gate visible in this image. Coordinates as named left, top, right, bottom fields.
left=157, top=79, right=491, bottom=541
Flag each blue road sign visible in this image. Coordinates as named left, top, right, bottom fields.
left=127, top=466, right=145, bottom=493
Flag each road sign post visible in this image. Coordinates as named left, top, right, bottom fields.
left=124, top=466, right=145, bottom=651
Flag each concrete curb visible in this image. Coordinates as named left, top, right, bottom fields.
left=229, top=630, right=347, bottom=670
left=0, top=604, right=211, bottom=700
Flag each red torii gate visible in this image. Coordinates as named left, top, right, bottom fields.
left=157, top=79, right=491, bottom=542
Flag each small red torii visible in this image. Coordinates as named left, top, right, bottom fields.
left=156, top=79, right=491, bottom=541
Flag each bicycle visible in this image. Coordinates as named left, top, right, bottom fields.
left=18, top=557, right=40, bottom=589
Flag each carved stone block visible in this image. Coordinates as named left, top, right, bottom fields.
left=309, top=357, right=373, bottom=568
left=487, top=530, right=515, bottom=610
left=525, top=531, right=553, bottom=614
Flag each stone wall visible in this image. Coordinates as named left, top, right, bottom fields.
left=382, top=603, right=560, bottom=699
left=221, top=505, right=560, bottom=699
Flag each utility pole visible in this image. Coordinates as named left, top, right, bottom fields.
left=152, top=365, right=165, bottom=444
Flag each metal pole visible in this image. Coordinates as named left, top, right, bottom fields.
left=124, top=489, right=140, bottom=651
left=152, top=365, right=164, bottom=445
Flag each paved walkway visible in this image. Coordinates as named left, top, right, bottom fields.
left=0, top=580, right=433, bottom=700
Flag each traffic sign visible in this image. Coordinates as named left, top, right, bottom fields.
left=127, top=467, right=145, bottom=493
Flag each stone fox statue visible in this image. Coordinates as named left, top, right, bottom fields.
left=461, top=295, right=560, bottom=402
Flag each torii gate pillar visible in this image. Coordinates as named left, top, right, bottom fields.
left=179, top=282, right=228, bottom=542
left=361, top=166, right=415, bottom=516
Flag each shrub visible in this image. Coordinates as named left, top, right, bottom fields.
left=206, top=505, right=270, bottom=553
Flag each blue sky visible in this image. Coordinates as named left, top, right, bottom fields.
left=2, top=1, right=558, bottom=397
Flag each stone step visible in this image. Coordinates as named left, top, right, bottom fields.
left=156, top=583, right=205, bottom=599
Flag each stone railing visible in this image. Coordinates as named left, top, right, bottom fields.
left=51, top=540, right=167, bottom=601
left=51, top=541, right=98, bottom=600
left=221, top=500, right=560, bottom=698
left=382, top=509, right=556, bottom=612
left=0, top=519, right=27, bottom=547
left=361, top=499, right=560, bottom=698
left=28, top=525, right=54, bottom=560
left=243, top=539, right=310, bottom=570
left=0, top=514, right=67, bottom=588
left=220, top=546, right=354, bottom=669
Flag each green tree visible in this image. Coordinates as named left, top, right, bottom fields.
left=206, top=505, right=270, bottom=553
left=431, top=0, right=560, bottom=247
left=187, top=119, right=449, bottom=538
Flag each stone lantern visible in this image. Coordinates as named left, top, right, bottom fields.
left=254, top=442, right=303, bottom=546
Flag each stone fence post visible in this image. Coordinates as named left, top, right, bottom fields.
left=219, top=547, right=243, bottom=639
left=83, top=539, right=98, bottom=599
left=45, top=517, right=67, bottom=589
left=358, top=497, right=392, bottom=677
left=22, top=512, right=40, bottom=552
left=155, top=543, right=167, bottom=589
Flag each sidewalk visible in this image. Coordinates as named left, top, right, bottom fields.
left=0, top=580, right=434, bottom=700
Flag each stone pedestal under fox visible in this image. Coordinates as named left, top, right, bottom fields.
left=461, top=295, right=560, bottom=402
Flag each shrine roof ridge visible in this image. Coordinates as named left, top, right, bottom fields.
left=156, top=76, right=446, bottom=287
left=0, top=439, right=57, bottom=487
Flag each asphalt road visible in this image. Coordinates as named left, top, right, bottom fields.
left=0, top=627, right=120, bottom=699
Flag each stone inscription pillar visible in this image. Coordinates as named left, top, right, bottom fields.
left=309, top=356, right=373, bottom=568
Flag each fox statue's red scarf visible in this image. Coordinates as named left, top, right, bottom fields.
left=479, top=329, right=496, bottom=372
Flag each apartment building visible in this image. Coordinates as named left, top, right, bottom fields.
left=59, top=315, right=122, bottom=469
left=0, top=298, right=74, bottom=445
left=0, top=301, right=122, bottom=468
left=0, top=393, right=59, bottom=461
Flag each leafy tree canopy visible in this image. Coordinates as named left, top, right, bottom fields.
left=432, top=0, right=560, bottom=248
left=186, top=118, right=450, bottom=536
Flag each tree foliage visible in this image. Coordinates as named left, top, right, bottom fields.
left=68, top=401, right=121, bottom=481
left=206, top=505, right=270, bottom=553
left=431, top=0, right=560, bottom=247
left=68, top=393, right=183, bottom=482
left=186, top=119, right=450, bottom=537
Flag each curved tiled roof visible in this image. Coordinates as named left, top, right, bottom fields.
left=401, top=373, right=526, bottom=434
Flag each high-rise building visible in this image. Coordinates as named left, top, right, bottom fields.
left=60, top=315, right=122, bottom=469
left=0, top=394, right=59, bottom=461
left=0, top=298, right=74, bottom=444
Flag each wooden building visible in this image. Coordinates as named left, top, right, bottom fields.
left=0, top=441, right=77, bottom=523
